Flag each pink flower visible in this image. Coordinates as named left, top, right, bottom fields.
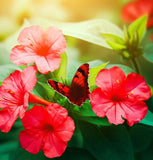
left=11, top=26, right=66, bottom=74
left=0, top=66, right=37, bottom=132
left=90, top=67, right=151, bottom=126
left=121, top=0, right=153, bottom=28
left=19, top=104, right=75, bottom=158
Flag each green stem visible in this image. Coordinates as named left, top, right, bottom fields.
left=131, top=58, right=140, bottom=74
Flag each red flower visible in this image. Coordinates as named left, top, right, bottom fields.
left=121, top=0, right=153, bottom=28
left=11, top=25, right=66, bottom=74
left=150, top=34, right=153, bottom=41
left=90, top=67, right=151, bottom=126
left=0, top=66, right=37, bottom=132
left=19, top=104, right=75, bottom=158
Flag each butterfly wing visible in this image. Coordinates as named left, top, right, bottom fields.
left=68, top=63, right=90, bottom=106
left=48, top=80, right=70, bottom=97
left=48, top=63, right=89, bottom=107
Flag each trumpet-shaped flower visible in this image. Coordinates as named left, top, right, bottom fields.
left=11, top=25, right=66, bottom=74
left=0, top=65, right=37, bottom=132
left=90, top=67, right=151, bottom=126
left=19, top=104, right=75, bottom=158
left=121, top=0, right=153, bottom=28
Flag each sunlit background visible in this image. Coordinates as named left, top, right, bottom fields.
left=1, top=0, right=153, bottom=86
left=0, top=0, right=130, bottom=41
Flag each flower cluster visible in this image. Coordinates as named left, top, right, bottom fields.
left=0, top=26, right=74, bottom=158
left=0, top=23, right=151, bottom=158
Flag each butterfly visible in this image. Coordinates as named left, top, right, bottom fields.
left=48, top=63, right=90, bottom=107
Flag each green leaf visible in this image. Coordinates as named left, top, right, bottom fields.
left=79, top=122, right=134, bottom=160
left=0, top=64, right=21, bottom=82
left=0, top=141, right=19, bottom=154
left=101, top=125, right=134, bottom=160
left=0, top=154, right=9, bottom=160
left=57, top=148, right=96, bottom=160
left=9, top=148, right=49, bottom=160
left=30, top=18, right=123, bottom=48
left=128, top=15, right=147, bottom=44
left=34, top=81, right=55, bottom=102
left=68, top=121, right=84, bottom=148
left=102, top=34, right=124, bottom=44
left=77, top=100, right=96, bottom=117
left=140, top=110, right=153, bottom=126
left=143, top=43, right=153, bottom=62
left=78, top=116, right=111, bottom=126
left=71, top=100, right=111, bottom=126
left=0, top=129, right=20, bottom=143
left=10, top=146, right=96, bottom=160
left=79, top=122, right=116, bottom=160
left=102, top=33, right=126, bottom=51
left=146, top=95, right=153, bottom=112
left=129, top=124, right=153, bottom=153
left=89, top=62, right=108, bottom=91
left=50, top=52, right=67, bottom=82
left=106, top=40, right=126, bottom=51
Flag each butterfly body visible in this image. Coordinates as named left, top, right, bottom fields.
left=48, top=63, right=89, bottom=107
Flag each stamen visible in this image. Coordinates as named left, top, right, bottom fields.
left=116, top=80, right=119, bottom=83
left=30, top=43, right=34, bottom=46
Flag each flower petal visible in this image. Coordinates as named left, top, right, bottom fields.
left=19, top=129, right=43, bottom=154
left=121, top=100, right=148, bottom=126
left=18, top=25, right=44, bottom=46
left=19, top=104, right=74, bottom=158
left=46, top=27, right=66, bottom=54
left=45, top=103, right=68, bottom=127
left=106, top=103, right=126, bottom=125
left=125, top=73, right=151, bottom=101
left=0, top=107, right=19, bottom=132
left=1, top=70, right=22, bottom=92
left=11, top=45, right=37, bottom=65
left=90, top=88, right=114, bottom=118
left=35, top=56, right=51, bottom=74
left=35, top=54, right=61, bottom=74
left=18, top=92, right=29, bottom=119
left=21, top=65, right=37, bottom=92
left=46, top=54, right=61, bottom=72
left=22, top=105, right=45, bottom=129
left=55, top=117, right=75, bottom=142
left=121, top=1, right=140, bottom=22
left=95, top=67, right=126, bottom=94
left=148, top=17, right=153, bottom=28
left=121, top=0, right=153, bottom=28
left=43, top=133, right=67, bottom=158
